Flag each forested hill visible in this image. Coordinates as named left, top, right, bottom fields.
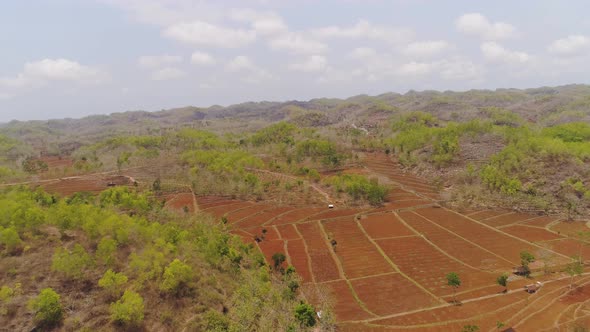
left=2, top=84, right=590, bottom=152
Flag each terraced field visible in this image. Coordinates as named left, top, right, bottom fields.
left=172, top=153, right=590, bottom=330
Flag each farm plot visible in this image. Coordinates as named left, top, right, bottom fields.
left=414, top=207, right=552, bottom=265
left=480, top=212, right=540, bottom=227
left=467, top=209, right=511, bottom=221
left=285, top=238, right=313, bottom=283
left=540, top=239, right=590, bottom=262
left=520, top=215, right=562, bottom=227
left=163, top=192, right=195, bottom=213
left=375, top=236, right=495, bottom=298
left=322, top=218, right=394, bottom=278
left=350, top=273, right=440, bottom=316
left=398, top=211, right=512, bottom=271
left=550, top=220, right=590, bottom=237
left=307, top=208, right=364, bottom=221
left=40, top=177, right=112, bottom=196
left=315, top=280, right=374, bottom=321
left=501, top=225, right=564, bottom=242
left=267, top=207, right=325, bottom=226
left=275, top=224, right=300, bottom=240
left=257, top=239, right=287, bottom=269
left=236, top=206, right=294, bottom=229
left=201, top=201, right=254, bottom=219
left=369, top=290, right=527, bottom=330
left=370, top=199, right=433, bottom=213
left=297, top=221, right=341, bottom=282
left=359, top=213, right=415, bottom=239
left=224, top=203, right=273, bottom=223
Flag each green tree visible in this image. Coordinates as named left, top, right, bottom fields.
left=566, top=256, right=584, bottom=291
left=520, top=251, right=535, bottom=277
left=51, top=244, right=93, bottom=280
left=160, top=259, right=193, bottom=296
left=497, top=273, right=509, bottom=293
left=272, top=252, right=286, bottom=272
left=0, top=226, right=23, bottom=255
left=98, top=269, right=128, bottom=299
left=496, top=321, right=506, bottom=330
left=96, top=237, right=117, bottom=266
left=446, top=272, right=461, bottom=304
left=28, top=288, right=63, bottom=326
left=294, top=302, right=316, bottom=327
left=110, top=290, right=144, bottom=327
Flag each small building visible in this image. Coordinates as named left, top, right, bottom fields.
left=524, top=282, right=542, bottom=293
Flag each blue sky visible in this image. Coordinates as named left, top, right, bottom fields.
left=1, top=0, right=589, bottom=122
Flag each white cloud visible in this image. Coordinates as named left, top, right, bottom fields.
left=225, top=56, right=272, bottom=83
left=438, top=58, right=484, bottom=81
left=288, top=55, right=327, bottom=73
left=150, top=67, right=186, bottom=80
left=313, top=19, right=414, bottom=43
left=163, top=21, right=256, bottom=47
left=481, top=42, right=529, bottom=64
left=230, top=9, right=287, bottom=36
left=397, top=61, right=435, bottom=76
left=190, top=51, right=216, bottom=66
left=455, top=13, right=516, bottom=40
left=138, top=55, right=182, bottom=68
left=269, top=32, right=328, bottom=54
left=0, top=58, right=105, bottom=89
left=349, top=47, right=378, bottom=59
left=0, top=93, right=13, bottom=100
left=548, top=35, right=590, bottom=56
left=403, top=40, right=451, bottom=58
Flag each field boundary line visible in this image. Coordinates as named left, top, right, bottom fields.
left=407, top=210, right=515, bottom=269
left=260, top=207, right=301, bottom=226
left=293, top=224, right=316, bottom=284
left=355, top=211, right=447, bottom=305
left=479, top=211, right=516, bottom=222
left=441, top=207, right=572, bottom=261
left=316, top=220, right=380, bottom=318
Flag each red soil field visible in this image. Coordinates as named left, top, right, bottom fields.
left=351, top=273, right=440, bottom=316
left=202, top=201, right=254, bottom=219
left=235, top=206, right=294, bottom=229
left=323, top=219, right=394, bottom=278
left=414, top=207, right=544, bottom=265
left=307, top=208, right=364, bottom=221
left=541, top=239, right=590, bottom=262
left=164, top=192, right=194, bottom=213
left=316, top=280, right=374, bottom=321
left=245, top=226, right=280, bottom=242
left=369, top=290, right=526, bottom=330
left=370, top=199, right=433, bottom=212
left=480, top=211, right=540, bottom=227
left=257, top=239, right=287, bottom=269
left=501, top=225, right=564, bottom=242
left=520, top=215, right=562, bottom=227
left=275, top=224, right=300, bottom=240
left=359, top=213, right=415, bottom=239
left=40, top=178, right=112, bottom=196
left=550, top=220, right=590, bottom=237
left=224, top=204, right=272, bottom=223
left=297, top=221, right=341, bottom=282
left=267, top=207, right=325, bottom=226
left=398, top=211, right=512, bottom=271
left=467, top=209, right=511, bottom=221
left=285, top=238, right=313, bottom=283
left=375, top=236, right=495, bottom=297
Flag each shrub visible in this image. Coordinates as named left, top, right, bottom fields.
left=51, top=244, right=93, bottom=280
left=98, top=269, right=128, bottom=299
left=294, top=302, right=316, bottom=327
left=110, top=290, right=144, bottom=327
left=0, top=226, right=23, bottom=254
left=160, top=259, right=193, bottom=295
left=29, top=288, right=63, bottom=326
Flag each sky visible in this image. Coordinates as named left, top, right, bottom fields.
left=1, top=0, right=589, bottom=122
